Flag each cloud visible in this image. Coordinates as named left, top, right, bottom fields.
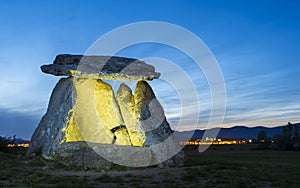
left=0, top=35, right=59, bottom=116
left=222, top=69, right=300, bottom=127
left=0, top=33, right=61, bottom=139
left=113, top=43, right=228, bottom=131
left=0, top=108, right=39, bottom=140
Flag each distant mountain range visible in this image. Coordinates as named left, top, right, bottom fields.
left=15, top=138, right=30, bottom=144
left=2, top=123, right=299, bottom=143
left=0, top=136, right=30, bottom=144
left=174, top=123, right=300, bottom=141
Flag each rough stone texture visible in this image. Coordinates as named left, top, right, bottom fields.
left=28, top=55, right=184, bottom=169
left=117, top=81, right=184, bottom=166
left=134, top=81, right=173, bottom=146
left=93, top=80, right=131, bottom=145
left=116, top=84, right=146, bottom=146
left=72, top=78, right=115, bottom=144
left=134, top=81, right=184, bottom=166
left=58, top=141, right=182, bottom=168
left=27, top=77, right=133, bottom=159
left=90, top=143, right=154, bottom=167
left=56, top=142, right=113, bottom=169
left=41, top=54, right=160, bottom=81
left=116, top=81, right=173, bottom=147
left=27, top=77, right=75, bottom=158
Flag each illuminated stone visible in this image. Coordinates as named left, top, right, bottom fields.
left=27, top=54, right=184, bottom=169
left=72, top=78, right=115, bottom=144
left=27, top=77, right=133, bottom=158
left=116, top=83, right=146, bottom=146
left=93, top=79, right=131, bottom=145
left=64, top=110, right=84, bottom=142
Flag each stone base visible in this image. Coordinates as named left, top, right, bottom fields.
left=56, top=142, right=113, bottom=169
left=56, top=141, right=184, bottom=169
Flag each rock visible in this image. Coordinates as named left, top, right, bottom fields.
left=116, top=83, right=146, bottom=146
left=89, top=143, right=154, bottom=167
left=56, top=142, right=113, bottom=169
left=27, top=77, right=74, bottom=157
left=134, top=81, right=173, bottom=146
left=28, top=55, right=184, bottom=169
left=56, top=140, right=183, bottom=168
left=27, top=77, right=133, bottom=159
left=41, top=54, right=160, bottom=81
left=93, top=80, right=131, bottom=145
left=117, top=81, right=184, bottom=166
left=134, top=81, right=184, bottom=166
left=71, top=78, right=115, bottom=144
left=116, top=81, right=174, bottom=147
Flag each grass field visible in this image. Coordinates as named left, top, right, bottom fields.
left=0, top=145, right=299, bottom=187
left=184, top=145, right=300, bottom=187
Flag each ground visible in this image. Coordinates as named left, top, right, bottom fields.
left=0, top=145, right=299, bottom=187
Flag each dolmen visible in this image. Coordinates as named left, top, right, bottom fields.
left=27, top=54, right=184, bottom=169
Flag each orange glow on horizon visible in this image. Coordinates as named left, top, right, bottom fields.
left=6, top=143, right=30, bottom=148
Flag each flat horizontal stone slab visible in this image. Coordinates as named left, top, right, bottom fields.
left=41, top=54, right=160, bottom=81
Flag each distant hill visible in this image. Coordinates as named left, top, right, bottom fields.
left=0, top=136, right=29, bottom=144
left=15, top=138, right=30, bottom=144
left=174, top=123, right=300, bottom=141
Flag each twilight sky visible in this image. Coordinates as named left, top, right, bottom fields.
left=0, top=0, right=300, bottom=140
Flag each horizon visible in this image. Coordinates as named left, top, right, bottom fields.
left=2, top=122, right=299, bottom=141
left=160, top=122, right=300, bottom=132
left=1, top=1, right=300, bottom=140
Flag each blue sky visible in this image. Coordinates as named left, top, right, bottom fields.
left=0, top=0, right=300, bottom=139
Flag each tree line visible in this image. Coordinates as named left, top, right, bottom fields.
left=0, top=135, right=16, bottom=152
left=257, top=122, right=300, bottom=150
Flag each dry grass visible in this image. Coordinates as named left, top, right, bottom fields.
left=0, top=145, right=299, bottom=187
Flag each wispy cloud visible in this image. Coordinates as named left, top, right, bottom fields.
left=0, top=37, right=58, bottom=116
left=1, top=1, right=300, bottom=139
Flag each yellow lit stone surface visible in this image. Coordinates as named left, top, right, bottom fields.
left=94, top=80, right=131, bottom=145
left=94, top=80, right=123, bottom=129
left=64, top=77, right=132, bottom=145
left=116, top=84, right=146, bottom=146
left=71, top=78, right=114, bottom=144
left=64, top=110, right=84, bottom=142
left=114, top=128, right=132, bottom=145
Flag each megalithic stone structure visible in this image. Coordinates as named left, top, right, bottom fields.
left=116, top=83, right=146, bottom=146
left=27, top=54, right=184, bottom=169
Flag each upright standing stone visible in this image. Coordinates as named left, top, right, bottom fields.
left=72, top=78, right=114, bottom=144
left=27, top=77, right=74, bottom=158
left=116, top=83, right=146, bottom=146
left=134, top=81, right=173, bottom=146
left=134, top=81, right=184, bottom=166
left=93, top=80, right=131, bottom=145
